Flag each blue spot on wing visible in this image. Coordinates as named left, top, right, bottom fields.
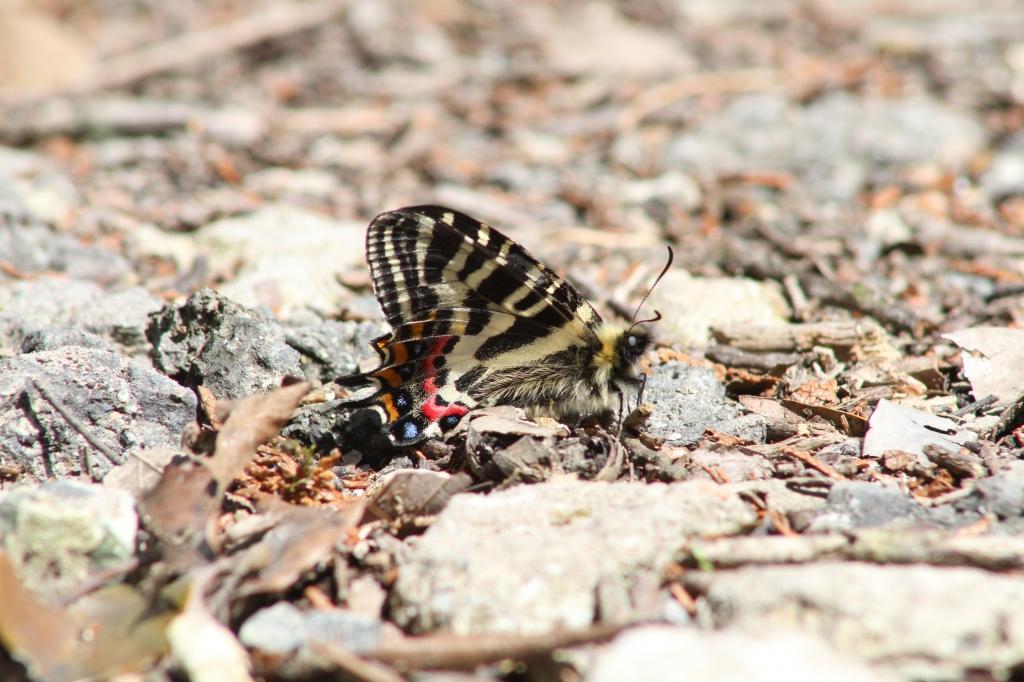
left=390, top=415, right=426, bottom=444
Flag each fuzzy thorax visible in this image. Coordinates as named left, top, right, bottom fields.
left=592, top=323, right=626, bottom=386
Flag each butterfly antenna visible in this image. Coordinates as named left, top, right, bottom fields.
left=627, top=245, right=674, bottom=333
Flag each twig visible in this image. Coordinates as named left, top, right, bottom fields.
left=705, top=345, right=801, bottom=372
left=668, top=582, right=698, bottom=616
left=370, top=624, right=624, bottom=671
left=2, top=0, right=350, bottom=105
left=800, top=276, right=922, bottom=336
left=914, top=483, right=977, bottom=508
left=782, top=273, right=812, bottom=320
left=778, top=446, right=845, bottom=480
left=712, top=319, right=896, bottom=358
left=784, top=477, right=835, bottom=498
left=619, top=68, right=780, bottom=130
left=308, top=641, right=405, bottom=682
left=949, top=394, right=998, bottom=418
left=987, top=388, right=1024, bottom=443
left=28, top=378, right=125, bottom=468
left=29, top=378, right=167, bottom=476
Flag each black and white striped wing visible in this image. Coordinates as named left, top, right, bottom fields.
left=342, top=205, right=603, bottom=445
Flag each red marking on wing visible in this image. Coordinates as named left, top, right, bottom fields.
left=420, top=336, right=449, bottom=397
left=419, top=335, right=469, bottom=423
left=422, top=394, right=469, bottom=422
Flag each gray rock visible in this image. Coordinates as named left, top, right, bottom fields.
left=0, top=146, right=53, bottom=179
left=390, top=479, right=758, bottom=634
left=243, top=167, right=341, bottom=201
left=193, top=205, right=365, bottom=318
left=239, top=601, right=380, bottom=655
left=686, top=562, right=1024, bottom=680
left=967, top=461, right=1024, bottom=530
left=0, top=222, right=130, bottom=285
left=807, top=481, right=928, bottom=533
left=77, top=287, right=163, bottom=350
left=280, top=399, right=352, bottom=452
left=686, top=445, right=775, bottom=482
left=0, top=179, right=28, bottom=225
left=147, top=288, right=303, bottom=400
left=20, top=328, right=112, bottom=353
left=0, top=278, right=157, bottom=354
left=980, top=151, right=1024, bottom=201
left=0, top=277, right=104, bottom=352
left=617, top=171, right=703, bottom=212
left=643, top=363, right=767, bottom=446
left=587, top=626, right=894, bottom=682
left=667, top=93, right=985, bottom=202
left=0, top=480, right=137, bottom=598
left=284, top=319, right=384, bottom=384
left=646, top=271, right=790, bottom=346
left=0, top=346, right=196, bottom=481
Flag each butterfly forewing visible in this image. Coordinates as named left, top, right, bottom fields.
left=344, top=205, right=622, bottom=446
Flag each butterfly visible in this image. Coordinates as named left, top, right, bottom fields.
left=339, top=205, right=667, bottom=446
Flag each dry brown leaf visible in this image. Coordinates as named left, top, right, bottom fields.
left=366, top=470, right=472, bottom=525
left=233, top=501, right=364, bottom=598
left=139, top=383, right=311, bottom=568
left=0, top=551, right=76, bottom=679
left=208, top=381, right=311, bottom=490
left=0, top=553, right=171, bottom=681
left=467, top=405, right=570, bottom=438
left=66, top=584, right=173, bottom=678
left=138, top=456, right=219, bottom=569
left=103, top=446, right=179, bottom=497
left=780, top=398, right=870, bottom=437
left=788, top=378, right=840, bottom=406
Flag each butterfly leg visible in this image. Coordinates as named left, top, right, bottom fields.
left=614, top=385, right=625, bottom=438
left=635, top=373, right=649, bottom=411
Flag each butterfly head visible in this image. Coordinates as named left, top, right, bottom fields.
left=618, top=326, right=652, bottom=367
left=611, top=245, right=673, bottom=380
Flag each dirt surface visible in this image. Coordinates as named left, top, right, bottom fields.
left=1, top=1, right=1024, bottom=681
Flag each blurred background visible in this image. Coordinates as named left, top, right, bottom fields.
left=1, top=0, right=1023, bottom=332
left=3, top=7, right=1024, bottom=678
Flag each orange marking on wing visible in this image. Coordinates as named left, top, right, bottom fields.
left=379, top=392, right=399, bottom=422
left=375, top=368, right=402, bottom=388
left=390, top=343, right=409, bottom=365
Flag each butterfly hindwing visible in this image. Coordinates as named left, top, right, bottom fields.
left=343, top=205, right=634, bottom=446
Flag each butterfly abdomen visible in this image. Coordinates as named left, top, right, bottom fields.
left=464, top=321, right=638, bottom=420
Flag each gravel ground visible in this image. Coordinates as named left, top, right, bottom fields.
left=1, top=1, right=1024, bottom=680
